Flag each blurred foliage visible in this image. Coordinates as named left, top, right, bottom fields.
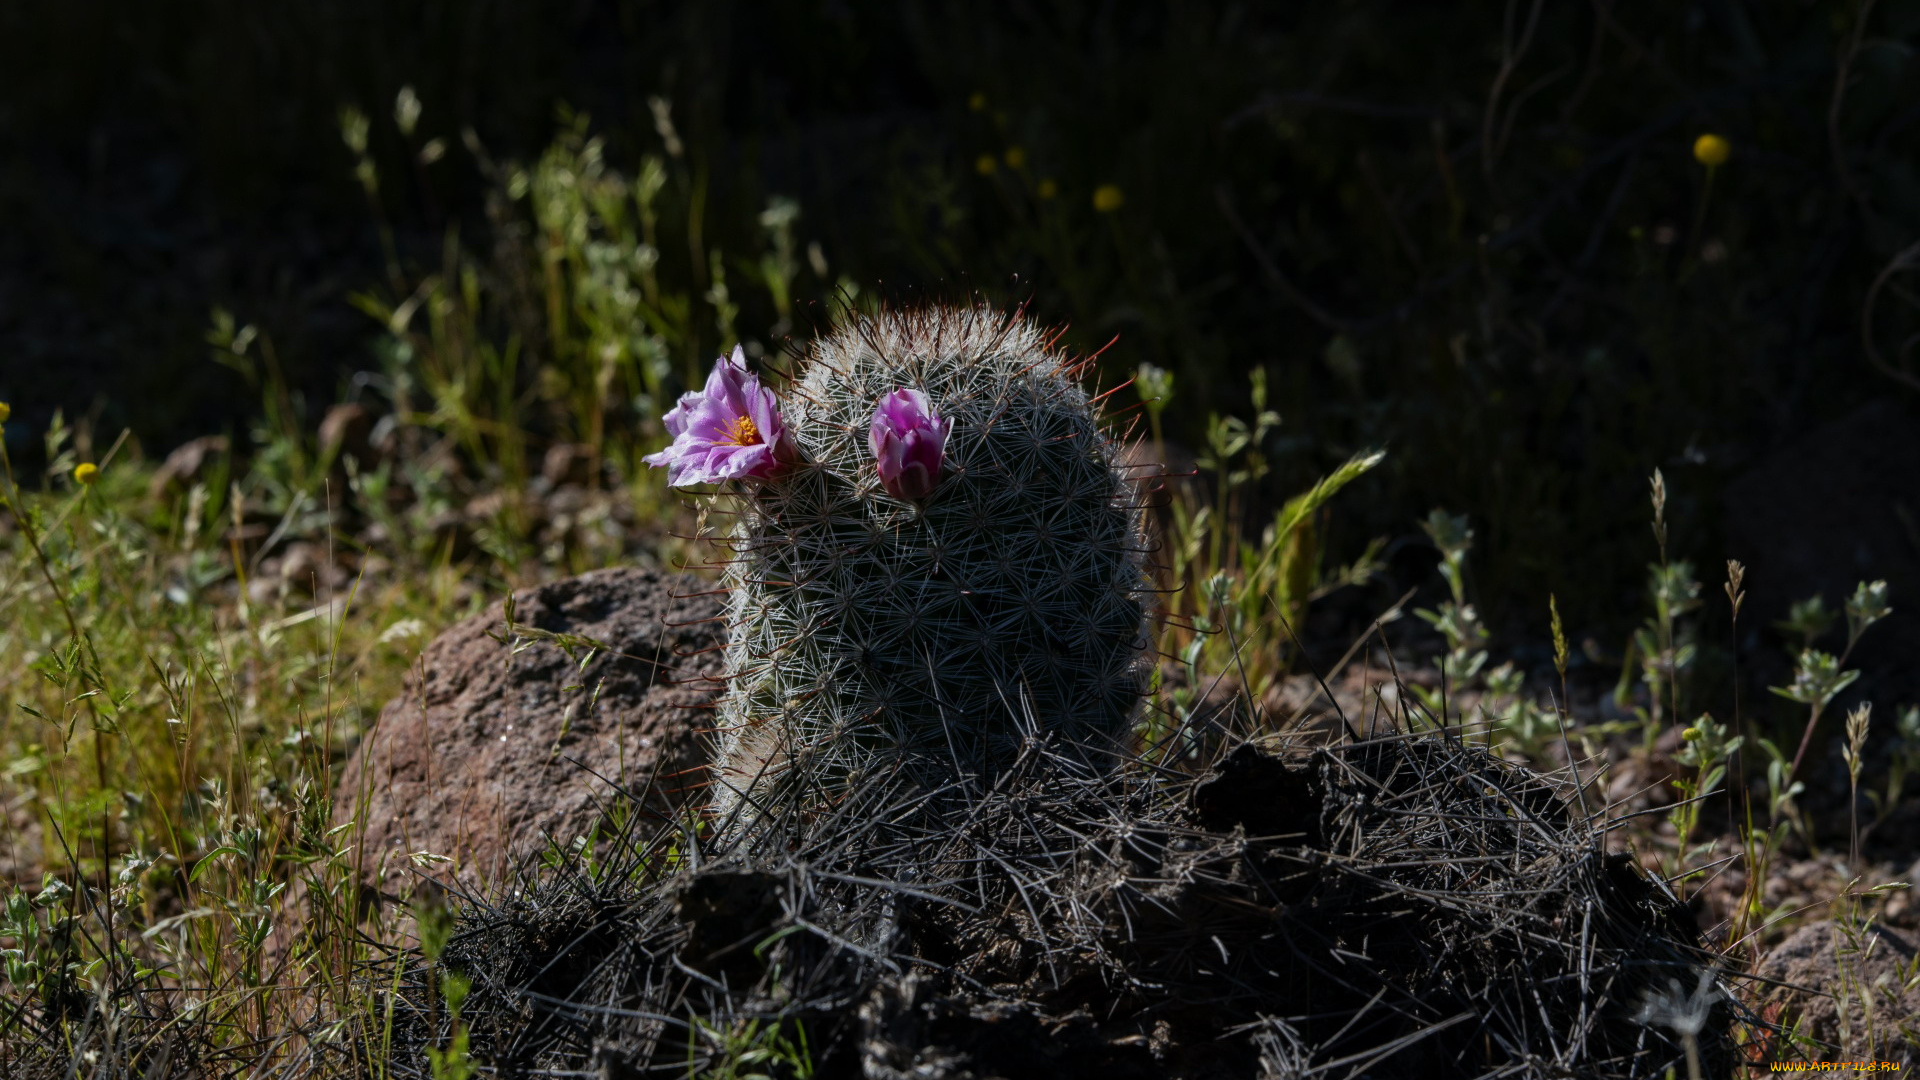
left=4, top=0, right=1920, bottom=631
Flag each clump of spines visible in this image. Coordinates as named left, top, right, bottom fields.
left=710, top=305, right=1150, bottom=837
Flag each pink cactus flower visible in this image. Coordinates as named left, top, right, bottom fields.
left=644, top=347, right=791, bottom=486
left=869, top=388, right=951, bottom=500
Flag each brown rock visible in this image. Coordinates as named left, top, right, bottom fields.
left=333, top=566, right=726, bottom=897
left=276, top=540, right=353, bottom=595
left=1117, top=436, right=1196, bottom=480
left=318, top=402, right=379, bottom=465
left=1757, top=920, right=1920, bottom=1063
left=146, top=434, right=229, bottom=500
left=542, top=441, right=599, bottom=488
left=1881, top=858, right=1920, bottom=929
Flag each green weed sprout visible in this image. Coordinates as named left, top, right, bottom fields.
left=1777, top=579, right=1889, bottom=786
left=1159, top=366, right=1382, bottom=716
left=1412, top=509, right=1490, bottom=720
left=1668, top=714, right=1743, bottom=891
left=1864, top=705, right=1920, bottom=843
left=1407, top=510, right=1558, bottom=755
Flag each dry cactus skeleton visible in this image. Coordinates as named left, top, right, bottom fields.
left=353, top=732, right=1749, bottom=1079
left=647, top=306, right=1153, bottom=841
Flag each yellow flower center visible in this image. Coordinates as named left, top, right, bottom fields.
left=718, top=414, right=760, bottom=447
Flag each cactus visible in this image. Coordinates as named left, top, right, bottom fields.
left=696, top=305, right=1151, bottom=838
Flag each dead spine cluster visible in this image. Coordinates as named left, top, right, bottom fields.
left=709, top=306, right=1151, bottom=838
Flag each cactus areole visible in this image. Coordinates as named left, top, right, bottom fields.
left=652, top=306, right=1152, bottom=840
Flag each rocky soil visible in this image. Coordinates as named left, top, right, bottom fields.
left=333, top=566, right=724, bottom=897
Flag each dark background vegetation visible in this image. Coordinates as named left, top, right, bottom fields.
left=4, top=0, right=1919, bottom=638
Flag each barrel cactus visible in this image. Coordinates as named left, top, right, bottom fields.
left=650, top=305, right=1151, bottom=840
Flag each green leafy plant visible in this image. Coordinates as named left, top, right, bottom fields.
left=1774, top=580, right=1889, bottom=788
left=689, top=1016, right=814, bottom=1080
left=1410, top=510, right=1490, bottom=722
left=1863, top=705, right=1920, bottom=845
left=1158, top=367, right=1384, bottom=719
left=1667, top=714, right=1743, bottom=892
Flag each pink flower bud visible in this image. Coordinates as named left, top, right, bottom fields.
left=869, top=388, right=950, bottom=500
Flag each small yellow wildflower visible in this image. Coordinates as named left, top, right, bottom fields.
left=1036, top=178, right=1059, bottom=200
left=1003, top=146, right=1026, bottom=170
left=968, top=92, right=987, bottom=112
left=974, top=153, right=997, bottom=177
left=1092, top=184, right=1125, bottom=213
left=0, top=401, right=10, bottom=423
left=1680, top=726, right=1702, bottom=743
left=74, top=462, right=99, bottom=485
left=1692, top=133, right=1730, bottom=168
